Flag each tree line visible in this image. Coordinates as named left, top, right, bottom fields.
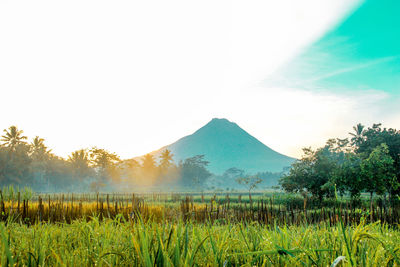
left=0, top=126, right=212, bottom=192
left=280, top=123, right=400, bottom=206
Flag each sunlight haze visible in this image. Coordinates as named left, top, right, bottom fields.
left=1, top=0, right=398, bottom=159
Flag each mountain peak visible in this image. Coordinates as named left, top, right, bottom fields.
left=206, top=118, right=235, bottom=126
left=138, top=118, right=295, bottom=174
left=210, top=117, right=231, bottom=123
left=198, top=118, right=240, bottom=133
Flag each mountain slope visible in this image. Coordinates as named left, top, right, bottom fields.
left=141, top=118, right=295, bottom=174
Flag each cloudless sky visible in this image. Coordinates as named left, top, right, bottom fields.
left=0, top=0, right=398, bottom=159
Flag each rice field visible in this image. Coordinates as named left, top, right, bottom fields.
left=0, top=189, right=400, bottom=266
left=1, top=190, right=399, bottom=226
left=1, top=217, right=400, bottom=266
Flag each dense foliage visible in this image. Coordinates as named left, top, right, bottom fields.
left=0, top=126, right=216, bottom=192
left=0, top=125, right=282, bottom=192
left=280, top=123, right=400, bottom=204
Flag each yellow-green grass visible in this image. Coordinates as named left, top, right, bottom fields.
left=1, top=217, right=399, bottom=266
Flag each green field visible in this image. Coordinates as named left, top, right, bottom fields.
left=1, top=217, right=400, bottom=266
left=0, top=191, right=399, bottom=266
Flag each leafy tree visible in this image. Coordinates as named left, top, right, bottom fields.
left=280, top=123, right=400, bottom=204
left=280, top=144, right=341, bottom=201
left=0, top=144, right=32, bottom=186
left=90, top=148, right=120, bottom=169
left=179, top=155, right=211, bottom=188
left=44, top=155, right=75, bottom=191
left=89, top=147, right=121, bottom=187
left=356, top=124, right=400, bottom=199
left=280, top=155, right=311, bottom=199
left=333, top=153, right=363, bottom=201
left=361, top=143, right=396, bottom=207
left=235, top=175, right=262, bottom=203
left=307, top=146, right=338, bottom=200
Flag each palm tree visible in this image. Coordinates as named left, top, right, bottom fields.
left=68, top=149, right=89, bottom=167
left=68, top=149, right=92, bottom=181
left=29, top=136, right=51, bottom=189
left=30, top=136, right=51, bottom=160
left=31, top=136, right=45, bottom=150
left=349, top=123, right=365, bottom=147
left=159, top=149, right=173, bottom=170
left=1, top=126, right=27, bottom=150
left=141, top=154, right=158, bottom=184
left=142, top=154, right=156, bottom=171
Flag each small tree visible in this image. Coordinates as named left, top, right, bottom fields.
left=235, top=176, right=262, bottom=203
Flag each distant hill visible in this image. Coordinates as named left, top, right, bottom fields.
left=137, top=118, right=296, bottom=174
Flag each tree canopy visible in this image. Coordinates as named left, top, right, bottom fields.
left=0, top=126, right=218, bottom=191
left=280, top=123, right=400, bottom=204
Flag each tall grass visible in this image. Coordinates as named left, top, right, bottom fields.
left=1, top=191, right=398, bottom=226
left=0, top=217, right=399, bottom=266
left=0, top=189, right=399, bottom=266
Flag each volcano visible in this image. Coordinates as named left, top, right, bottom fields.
left=140, top=118, right=295, bottom=174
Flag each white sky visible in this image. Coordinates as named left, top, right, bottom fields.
left=1, top=0, right=377, bottom=159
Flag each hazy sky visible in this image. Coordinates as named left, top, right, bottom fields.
left=0, top=0, right=398, bottom=159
